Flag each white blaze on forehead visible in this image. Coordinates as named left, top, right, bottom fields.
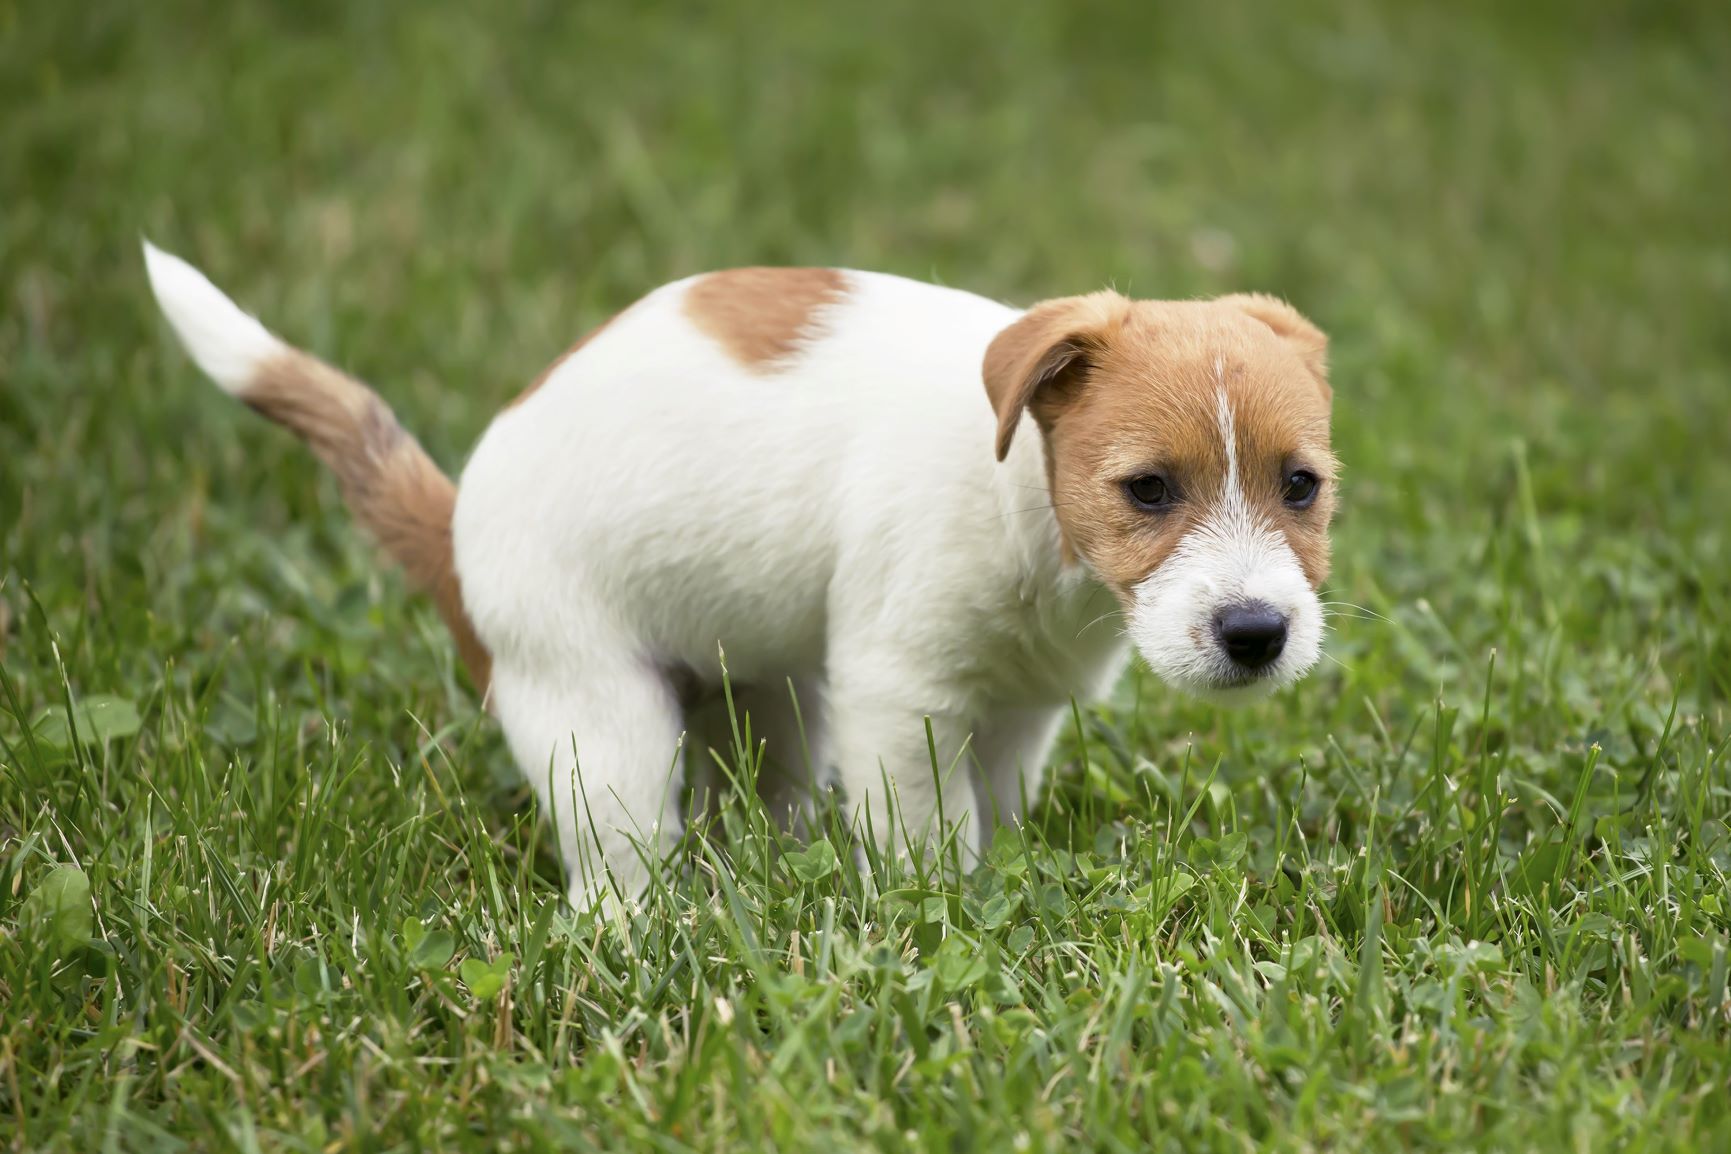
left=1209, top=386, right=1263, bottom=547
left=1123, top=386, right=1326, bottom=697
left=1215, top=385, right=1240, bottom=497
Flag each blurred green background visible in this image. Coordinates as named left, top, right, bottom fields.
left=6, top=1, right=1729, bottom=696
left=3, top=1, right=1730, bottom=1149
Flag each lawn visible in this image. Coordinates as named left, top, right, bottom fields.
left=4, top=1, right=1730, bottom=1149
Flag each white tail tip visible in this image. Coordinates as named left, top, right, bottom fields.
left=142, top=239, right=285, bottom=395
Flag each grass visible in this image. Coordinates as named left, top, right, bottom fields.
left=4, top=0, right=1731, bottom=1149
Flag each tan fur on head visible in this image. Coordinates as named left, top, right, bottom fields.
left=1215, top=293, right=1330, bottom=396
left=986, top=292, right=1336, bottom=597
left=246, top=352, right=493, bottom=693
left=684, top=268, right=849, bottom=371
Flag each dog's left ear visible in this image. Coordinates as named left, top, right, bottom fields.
left=1217, top=293, right=1330, bottom=400
left=983, top=291, right=1129, bottom=461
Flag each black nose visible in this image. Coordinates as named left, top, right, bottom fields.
left=1214, top=602, right=1288, bottom=670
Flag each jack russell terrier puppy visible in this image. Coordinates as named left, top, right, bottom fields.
left=143, top=243, right=1337, bottom=913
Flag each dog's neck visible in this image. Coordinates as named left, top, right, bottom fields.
left=995, top=420, right=1082, bottom=578
left=989, top=425, right=1128, bottom=699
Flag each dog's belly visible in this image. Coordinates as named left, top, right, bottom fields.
left=587, top=494, right=836, bottom=683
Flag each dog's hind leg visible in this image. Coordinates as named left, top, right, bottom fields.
left=490, top=658, right=687, bottom=916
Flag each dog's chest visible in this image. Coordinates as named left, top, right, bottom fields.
left=963, top=569, right=1129, bottom=707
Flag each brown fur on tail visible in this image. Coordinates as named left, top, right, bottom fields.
left=243, top=352, right=492, bottom=694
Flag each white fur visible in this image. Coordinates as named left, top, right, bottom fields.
left=453, top=272, right=1131, bottom=908
left=1126, top=388, right=1323, bottom=700
left=141, top=240, right=284, bottom=392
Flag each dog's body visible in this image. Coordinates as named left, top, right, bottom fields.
left=144, top=246, right=1336, bottom=911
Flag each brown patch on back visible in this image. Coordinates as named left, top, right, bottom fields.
left=683, top=268, right=848, bottom=371
left=245, top=351, right=493, bottom=694
left=507, top=310, right=621, bottom=411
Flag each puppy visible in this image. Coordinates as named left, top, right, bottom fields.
left=143, top=245, right=1336, bottom=912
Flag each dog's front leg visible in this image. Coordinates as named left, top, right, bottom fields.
left=821, top=663, right=982, bottom=866
left=971, top=704, right=1069, bottom=830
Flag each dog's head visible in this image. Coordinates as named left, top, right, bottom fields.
left=986, top=291, right=1336, bottom=700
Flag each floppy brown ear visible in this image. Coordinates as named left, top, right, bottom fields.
left=1218, top=293, right=1330, bottom=398
left=982, top=291, right=1129, bottom=461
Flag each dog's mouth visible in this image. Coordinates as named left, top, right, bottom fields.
left=1126, top=601, right=1324, bottom=704
left=1173, top=664, right=1293, bottom=704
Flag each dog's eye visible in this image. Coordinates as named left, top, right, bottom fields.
left=1283, top=470, right=1320, bottom=508
left=1125, top=474, right=1172, bottom=510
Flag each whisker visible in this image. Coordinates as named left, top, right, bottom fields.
left=1076, top=608, right=1125, bottom=639
left=996, top=501, right=1076, bottom=519
left=1319, top=600, right=1392, bottom=624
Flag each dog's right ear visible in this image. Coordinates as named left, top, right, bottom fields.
left=983, top=291, right=1129, bottom=461
left=1216, top=292, right=1330, bottom=401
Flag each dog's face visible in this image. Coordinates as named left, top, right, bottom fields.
left=986, top=291, right=1336, bottom=699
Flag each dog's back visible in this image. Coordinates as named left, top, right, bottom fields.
left=452, top=269, right=1030, bottom=686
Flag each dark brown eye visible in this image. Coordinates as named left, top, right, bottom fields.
left=1125, top=474, right=1172, bottom=510
left=1284, top=470, right=1320, bottom=508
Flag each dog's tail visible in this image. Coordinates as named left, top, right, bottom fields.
left=141, top=240, right=492, bottom=694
